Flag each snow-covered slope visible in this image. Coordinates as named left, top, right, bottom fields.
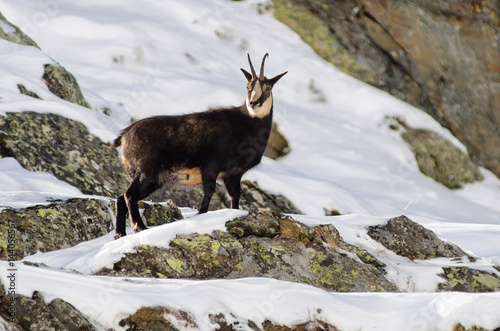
left=1, top=0, right=500, bottom=330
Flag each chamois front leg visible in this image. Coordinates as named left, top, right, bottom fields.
left=115, top=194, right=128, bottom=238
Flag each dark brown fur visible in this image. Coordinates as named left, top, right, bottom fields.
left=113, top=54, right=286, bottom=238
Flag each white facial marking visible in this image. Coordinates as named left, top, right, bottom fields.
left=246, top=93, right=273, bottom=118
left=250, top=80, right=262, bottom=103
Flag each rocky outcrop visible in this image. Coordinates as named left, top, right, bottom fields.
left=0, top=112, right=129, bottom=197
left=389, top=117, right=483, bottom=189
left=119, top=307, right=340, bottom=331
left=0, top=198, right=182, bottom=260
left=0, top=285, right=96, bottom=331
left=0, top=11, right=39, bottom=48
left=100, top=211, right=398, bottom=292
left=367, top=215, right=469, bottom=260
left=43, top=63, right=91, bottom=109
left=272, top=0, right=500, bottom=179
left=439, top=267, right=500, bottom=292
left=153, top=180, right=301, bottom=214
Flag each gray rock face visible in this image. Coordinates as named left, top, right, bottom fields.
left=101, top=211, right=398, bottom=293
left=439, top=267, right=500, bottom=292
left=152, top=180, right=301, bottom=214
left=0, top=289, right=96, bottom=331
left=390, top=117, right=483, bottom=189
left=0, top=11, right=39, bottom=48
left=43, top=63, right=91, bottom=109
left=367, top=215, right=469, bottom=260
left=0, top=112, right=129, bottom=197
left=273, top=0, right=500, bottom=179
left=0, top=198, right=182, bottom=260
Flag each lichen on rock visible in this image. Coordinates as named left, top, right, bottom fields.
left=0, top=112, right=129, bottom=197
left=43, top=63, right=91, bottom=109
left=367, top=215, right=469, bottom=260
left=102, top=211, right=398, bottom=293
left=389, top=117, right=483, bottom=189
left=0, top=11, right=39, bottom=48
left=0, top=290, right=96, bottom=330
left=438, top=267, right=500, bottom=293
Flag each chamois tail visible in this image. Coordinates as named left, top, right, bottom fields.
left=112, top=135, right=122, bottom=148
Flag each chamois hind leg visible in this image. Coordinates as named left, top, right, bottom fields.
left=115, top=195, right=128, bottom=238
left=223, top=173, right=243, bottom=209
left=198, top=163, right=220, bottom=214
left=124, top=174, right=160, bottom=233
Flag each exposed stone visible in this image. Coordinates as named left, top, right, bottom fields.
left=367, top=215, right=469, bottom=260
left=438, top=267, right=500, bottom=292
left=0, top=291, right=96, bottom=331
left=0, top=197, right=182, bottom=260
left=119, top=307, right=197, bottom=331
left=391, top=117, right=483, bottom=189
left=101, top=212, right=397, bottom=292
left=43, top=63, right=91, bottom=109
left=152, top=180, right=301, bottom=214
left=0, top=198, right=112, bottom=260
left=0, top=11, right=39, bottom=48
left=17, top=84, right=41, bottom=99
left=264, top=122, right=290, bottom=160
left=272, top=0, right=500, bottom=180
left=0, top=112, right=129, bottom=197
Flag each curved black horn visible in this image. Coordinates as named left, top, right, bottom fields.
left=247, top=53, right=257, bottom=78
left=260, top=53, right=269, bottom=78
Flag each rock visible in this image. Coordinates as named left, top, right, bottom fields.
left=101, top=212, right=398, bottom=292
left=43, top=63, right=91, bottom=109
left=272, top=0, right=500, bottom=180
left=0, top=197, right=182, bottom=260
left=0, top=291, right=96, bottom=330
left=17, top=84, right=41, bottom=99
left=0, top=198, right=112, bottom=260
left=367, top=215, right=469, bottom=260
left=139, top=199, right=183, bottom=227
left=151, top=180, right=301, bottom=214
left=264, top=122, right=290, bottom=160
left=119, top=307, right=197, bottom=331
left=438, top=267, right=500, bottom=292
left=0, top=111, right=129, bottom=197
left=0, top=11, right=39, bottom=48
left=391, top=117, right=483, bottom=189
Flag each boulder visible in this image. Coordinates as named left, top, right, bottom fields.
left=438, top=267, right=500, bottom=292
left=0, top=112, right=129, bottom=197
left=100, top=211, right=398, bottom=293
left=151, top=180, right=301, bottom=214
left=390, top=117, right=483, bottom=189
left=0, top=198, right=182, bottom=260
left=43, top=63, right=91, bottom=109
left=0, top=11, right=39, bottom=48
left=264, top=122, right=290, bottom=160
left=272, top=0, right=500, bottom=179
left=367, top=215, right=469, bottom=260
left=0, top=290, right=96, bottom=331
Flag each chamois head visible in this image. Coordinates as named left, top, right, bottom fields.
left=241, top=53, right=287, bottom=118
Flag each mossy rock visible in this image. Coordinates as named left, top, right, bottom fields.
left=119, top=307, right=197, bottom=331
left=438, top=267, right=500, bottom=292
left=0, top=11, right=39, bottom=48
left=43, top=63, right=91, bottom=108
left=101, top=212, right=397, bottom=292
left=0, top=291, right=96, bottom=330
left=0, top=112, right=129, bottom=197
left=0, top=198, right=112, bottom=260
left=391, top=117, right=483, bottom=189
left=368, top=215, right=469, bottom=260
left=264, top=122, right=290, bottom=159
left=151, top=180, right=301, bottom=214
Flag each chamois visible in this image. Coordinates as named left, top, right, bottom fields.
left=112, top=53, right=287, bottom=238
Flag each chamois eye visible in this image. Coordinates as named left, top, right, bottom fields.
left=265, top=85, right=271, bottom=91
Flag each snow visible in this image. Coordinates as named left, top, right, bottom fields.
left=0, top=0, right=500, bottom=330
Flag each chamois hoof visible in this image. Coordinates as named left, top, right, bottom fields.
left=114, top=232, right=126, bottom=240
left=132, top=225, right=148, bottom=233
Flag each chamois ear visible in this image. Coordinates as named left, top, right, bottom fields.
left=241, top=68, right=253, bottom=82
left=268, top=71, right=288, bottom=86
